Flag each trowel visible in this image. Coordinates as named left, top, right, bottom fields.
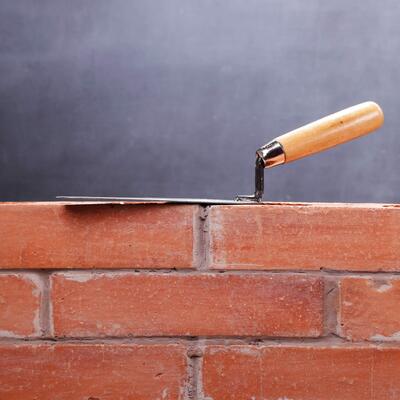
left=58, top=101, right=384, bottom=204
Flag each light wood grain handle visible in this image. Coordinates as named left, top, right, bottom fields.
left=274, top=101, right=384, bottom=164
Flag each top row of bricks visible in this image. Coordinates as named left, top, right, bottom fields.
left=1, top=202, right=399, bottom=270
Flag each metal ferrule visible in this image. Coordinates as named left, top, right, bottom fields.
left=256, top=140, right=285, bottom=168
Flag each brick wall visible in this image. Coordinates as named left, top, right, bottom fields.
left=1, top=202, right=400, bottom=399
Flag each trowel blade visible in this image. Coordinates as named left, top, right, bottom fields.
left=56, top=196, right=258, bottom=205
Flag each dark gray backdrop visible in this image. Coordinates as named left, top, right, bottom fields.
left=1, top=0, right=398, bottom=202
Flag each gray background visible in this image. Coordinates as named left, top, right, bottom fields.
left=0, top=0, right=398, bottom=202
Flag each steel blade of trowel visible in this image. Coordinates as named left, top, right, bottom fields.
left=56, top=196, right=258, bottom=205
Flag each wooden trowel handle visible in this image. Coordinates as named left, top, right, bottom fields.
left=260, top=102, right=384, bottom=166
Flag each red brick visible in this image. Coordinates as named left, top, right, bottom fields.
left=0, top=202, right=197, bottom=269
left=51, top=273, right=323, bottom=337
left=202, top=345, right=400, bottom=400
left=339, top=277, right=400, bottom=341
left=373, top=348, right=400, bottom=398
left=209, top=204, right=400, bottom=271
left=0, top=274, right=41, bottom=337
left=0, top=344, right=187, bottom=399
left=202, top=346, right=262, bottom=398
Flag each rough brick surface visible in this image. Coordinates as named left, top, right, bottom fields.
left=202, top=345, right=400, bottom=400
left=0, top=344, right=187, bottom=400
left=339, top=277, right=400, bottom=341
left=373, top=347, right=400, bottom=399
left=0, top=274, right=41, bottom=337
left=0, top=203, right=197, bottom=268
left=3, top=201, right=400, bottom=398
left=51, top=273, right=323, bottom=337
left=209, top=204, right=400, bottom=271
